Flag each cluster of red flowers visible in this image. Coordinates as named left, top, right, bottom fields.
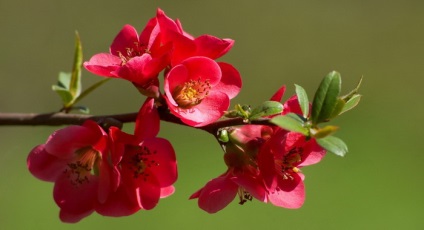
left=27, top=9, right=326, bottom=223
left=190, top=87, right=326, bottom=213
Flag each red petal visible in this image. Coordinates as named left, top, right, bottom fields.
left=83, top=53, right=121, bottom=77
left=257, top=142, right=278, bottom=190
left=299, top=139, right=327, bottom=166
left=214, top=62, right=242, bottom=99
left=195, top=176, right=238, bottom=213
left=139, top=17, right=159, bottom=50
left=45, top=125, right=99, bottom=159
left=194, top=35, right=234, bottom=59
left=172, top=91, right=229, bottom=127
left=283, top=95, right=305, bottom=116
left=53, top=173, right=98, bottom=217
left=59, top=208, right=93, bottom=223
left=270, top=85, right=286, bottom=102
left=268, top=181, right=305, bottom=209
left=137, top=177, right=161, bottom=210
left=134, top=97, right=160, bottom=140
left=160, top=186, right=175, bottom=198
left=27, top=145, right=66, bottom=182
left=110, top=24, right=139, bottom=56
left=181, top=56, right=222, bottom=86
left=140, top=138, right=177, bottom=187
left=95, top=186, right=141, bottom=217
left=112, top=54, right=155, bottom=85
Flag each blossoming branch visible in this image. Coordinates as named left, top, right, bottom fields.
left=1, top=8, right=362, bottom=223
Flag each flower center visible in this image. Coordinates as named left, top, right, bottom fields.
left=117, top=42, right=149, bottom=65
left=277, top=147, right=303, bottom=180
left=65, top=146, right=100, bottom=186
left=126, top=146, right=159, bottom=180
left=172, top=79, right=211, bottom=109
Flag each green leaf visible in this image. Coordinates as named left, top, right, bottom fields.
left=52, top=85, right=73, bottom=104
left=69, top=31, right=83, bottom=98
left=316, top=136, right=348, bottom=157
left=294, top=84, right=309, bottom=118
left=249, top=101, right=283, bottom=120
left=311, top=71, right=341, bottom=124
left=57, top=72, right=71, bottom=89
left=270, top=114, right=309, bottom=136
left=340, top=94, right=362, bottom=115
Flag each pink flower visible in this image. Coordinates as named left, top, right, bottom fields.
left=163, top=56, right=241, bottom=127
left=96, top=98, right=177, bottom=216
left=190, top=125, right=271, bottom=213
left=27, top=120, right=116, bottom=223
left=258, top=129, right=326, bottom=208
left=84, top=9, right=181, bottom=91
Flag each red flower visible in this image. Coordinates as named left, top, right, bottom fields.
left=27, top=120, right=116, bottom=223
left=258, top=130, right=326, bottom=208
left=83, top=9, right=181, bottom=92
left=164, top=56, right=241, bottom=127
left=190, top=125, right=272, bottom=213
left=96, top=98, right=178, bottom=215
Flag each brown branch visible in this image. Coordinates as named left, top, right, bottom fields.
left=0, top=110, right=273, bottom=134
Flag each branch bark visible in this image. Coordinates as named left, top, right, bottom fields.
left=0, top=110, right=273, bottom=134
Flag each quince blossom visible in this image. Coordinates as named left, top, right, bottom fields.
left=190, top=125, right=272, bottom=213
left=163, top=56, right=241, bottom=127
left=83, top=9, right=181, bottom=93
left=258, top=129, right=326, bottom=208
left=27, top=120, right=116, bottom=223
left=96, top=98, right=177, bottom=216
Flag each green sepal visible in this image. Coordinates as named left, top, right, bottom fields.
left=249, top=101, right=283, bottom=120
left=311, top=71, right=341, bottom=124
left=294, top=84, right=309, bottom=118
left=316, top=135, right=348, bottom=157
left=270, top=114, right=309, bottom=136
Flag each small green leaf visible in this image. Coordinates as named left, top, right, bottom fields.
left=316, top=136, right=348, bottom=157
left=311, top=71, right=341, bottom=124
left=249, top=101, right=283, bottom=120
left=294, top=84, right=309, bottom=118
left=270, top=114, right=309, bottom=136
left=57, top=72, right=71, bottom=89
left=69, top=31, right=83, bottom=98
left=52, top=85, right=73, bottom=104
left=340, top=94, right=362, bottom=115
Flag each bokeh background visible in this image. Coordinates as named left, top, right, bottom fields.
left=1, top=0, right=423, bottom=229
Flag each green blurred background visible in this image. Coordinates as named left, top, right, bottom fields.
left=1, top=0, right=423, bottom=229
